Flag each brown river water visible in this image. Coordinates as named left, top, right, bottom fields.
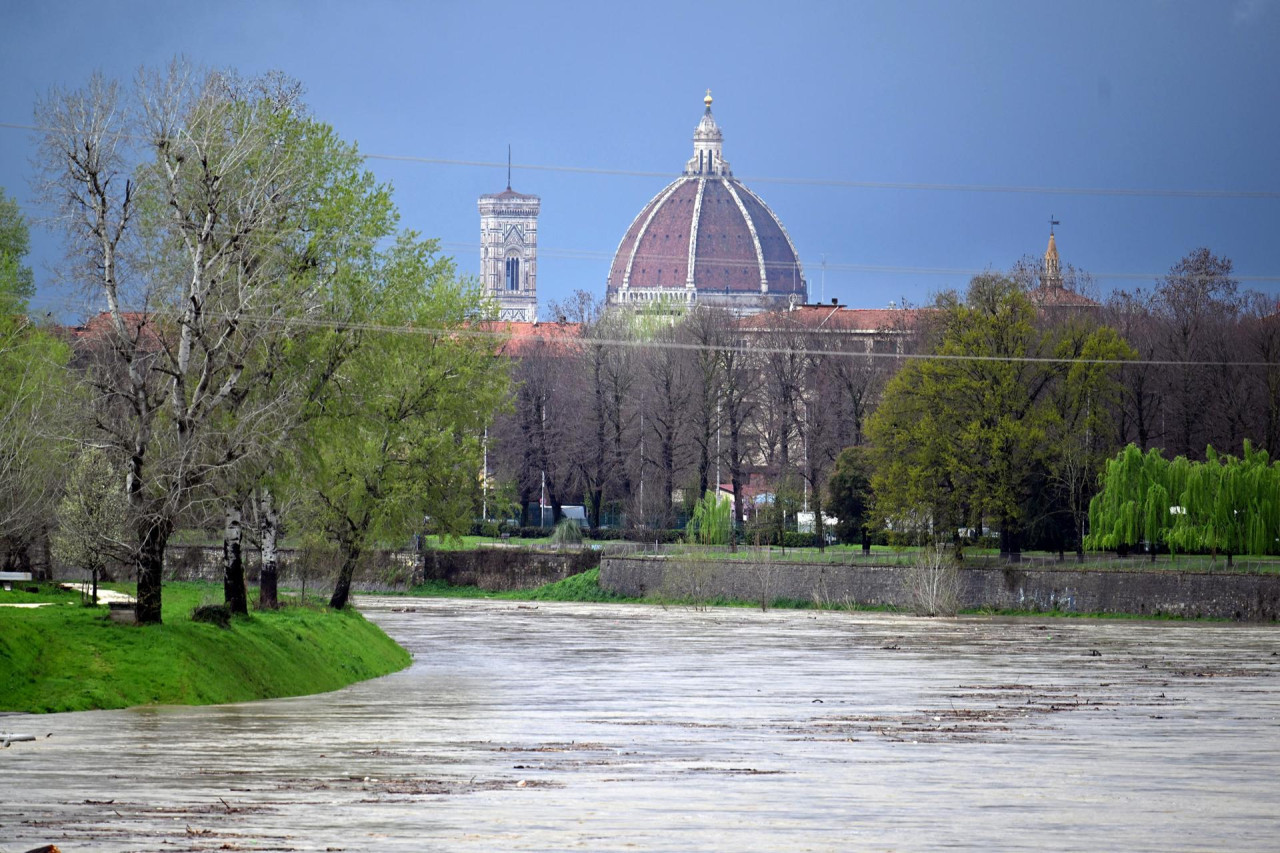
left=2, top=597, right=1279, bottom=851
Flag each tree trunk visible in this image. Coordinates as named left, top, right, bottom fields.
left=223, top=506, right=247, bottom=615
left=257, top=489, right=279, bottom=610
left=588, top=488, right=602, bottom=529
left=999, top=519, right=1021, bottom=562
left=329, top=541, right=360, bottom=610
left=813, top=486, right=826, bottom=553
left=135, top=519, right=170, bottom=624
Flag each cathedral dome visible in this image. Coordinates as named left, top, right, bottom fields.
left=606, top=93, right=807, bottom=312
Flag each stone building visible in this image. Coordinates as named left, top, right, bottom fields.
left=606, top=91, right=807, bottom=314
left=479, top=171, right=540, bottom=322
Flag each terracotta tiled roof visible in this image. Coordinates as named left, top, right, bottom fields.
left=482, top=320, right=583, bottom=357
left=1027, top=285, right=1100, bottom=309
left=738, top=305, right=924, bottom=333
left=63, top=311, right=166, bottom=350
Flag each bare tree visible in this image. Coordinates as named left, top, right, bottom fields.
left=636, top=323, right=692, bottom=527
left=715, top=316, right=760, bottom=537
left=37, top=64, right=347, bottom=622
left=681, top=306, right=726, bottom=499
left=1242, top=291, right=1280, bottom=456
left=1149, top=248, right=1239, bottom=458
left=1104, top=289, right=1164, bottom=450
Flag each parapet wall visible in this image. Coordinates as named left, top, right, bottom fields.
left=599, top=556, right=1280, bottom=621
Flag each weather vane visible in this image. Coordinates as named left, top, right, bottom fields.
left=507, top=144, right=512, bottom=190
left=1049, top=215, right=1060, bottom=235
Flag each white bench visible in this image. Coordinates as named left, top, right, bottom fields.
left=0, top=570, right=33, bottom=591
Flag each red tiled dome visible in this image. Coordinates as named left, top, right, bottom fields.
left=606, top=95, right=806, bottom=311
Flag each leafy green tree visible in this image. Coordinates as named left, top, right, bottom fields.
left=298, top=235, right=509, bottom=609
left=0, top=312, right=72, bottom=569
left=868, top=275, right=1131, bottom=555
left=0, top=187, right=35, bottom=313
left=827, top=446, right=874, bottom=546
left=51, top=448, right=130, bottom=602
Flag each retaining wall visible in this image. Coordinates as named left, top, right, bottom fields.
left=63, top=545, right=598, bottom=593
left=599, top=556, right=1280, bottom=621
left=421, top=548, right=599, bottom=591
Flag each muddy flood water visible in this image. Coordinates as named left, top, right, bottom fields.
left=3, top=598, right=1279, bottom=851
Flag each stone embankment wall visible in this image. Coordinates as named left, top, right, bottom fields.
left=421, top=548, right=599, bottom=591
left=599, top=556, right=1280, bottom=621
left=63, top=545, right=599, bottom=593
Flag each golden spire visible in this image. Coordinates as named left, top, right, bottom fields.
left=704, top=88, right=713, bottom=108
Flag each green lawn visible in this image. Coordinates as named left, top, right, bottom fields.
left=0, top=582, right=410, bottom=714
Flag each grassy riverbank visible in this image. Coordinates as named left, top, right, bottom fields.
left=0, top=582, right=410, bottom=714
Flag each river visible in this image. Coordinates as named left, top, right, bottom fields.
left=2, top=598, right=1278, bottom=851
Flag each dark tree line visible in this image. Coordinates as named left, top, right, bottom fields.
left=489, top=247, right=1277, bottom=552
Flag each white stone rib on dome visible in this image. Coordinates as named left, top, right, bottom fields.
left=622, top=178, right=686, bottom=290
left=721, top=179, right=768, bottom=292
left=735, top=181, right=807, bottom=289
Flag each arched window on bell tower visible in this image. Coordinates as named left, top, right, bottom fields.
left=506, top=254, right=521, bottom=291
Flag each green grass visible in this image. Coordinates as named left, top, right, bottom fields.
left=0, top=582, right=411, bottom=714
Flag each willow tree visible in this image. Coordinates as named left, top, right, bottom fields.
left=1089, top=441, right=1280, bottom=564
left=1166, top=443, right=1279, bottom=565
left=1084, top=444, right=1174, bottom=560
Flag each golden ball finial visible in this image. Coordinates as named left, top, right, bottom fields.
left=704, top=88, right=713, bottom=108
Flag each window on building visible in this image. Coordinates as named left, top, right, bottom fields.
left=506, top=257, right=520, bottom=291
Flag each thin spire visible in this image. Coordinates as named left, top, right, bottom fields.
left=507, top=144, right=511, bottom=190
left=1049, top=214, right=1059, bottom=235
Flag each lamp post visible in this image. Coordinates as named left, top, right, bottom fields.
left=802, top=401, right=809, bottom=515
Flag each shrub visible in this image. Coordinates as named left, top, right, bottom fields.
left=781, top=532, right=820, bottom=549
left=902, top=545, right=960, bottom=616
left=191, top=603, right=232, bottom=628
left=551, top=519, right=584, bottom=548
left=686, top=490, right=732, bottom=545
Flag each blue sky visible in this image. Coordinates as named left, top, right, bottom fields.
left=3, top=0, right=1278, bottom=319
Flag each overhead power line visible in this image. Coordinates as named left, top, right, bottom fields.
left=51, top=303, right=1280, bottom=370
left=3, top=119, right=1279, bottom=200
left=439, top=242, right=1280, bottom=285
